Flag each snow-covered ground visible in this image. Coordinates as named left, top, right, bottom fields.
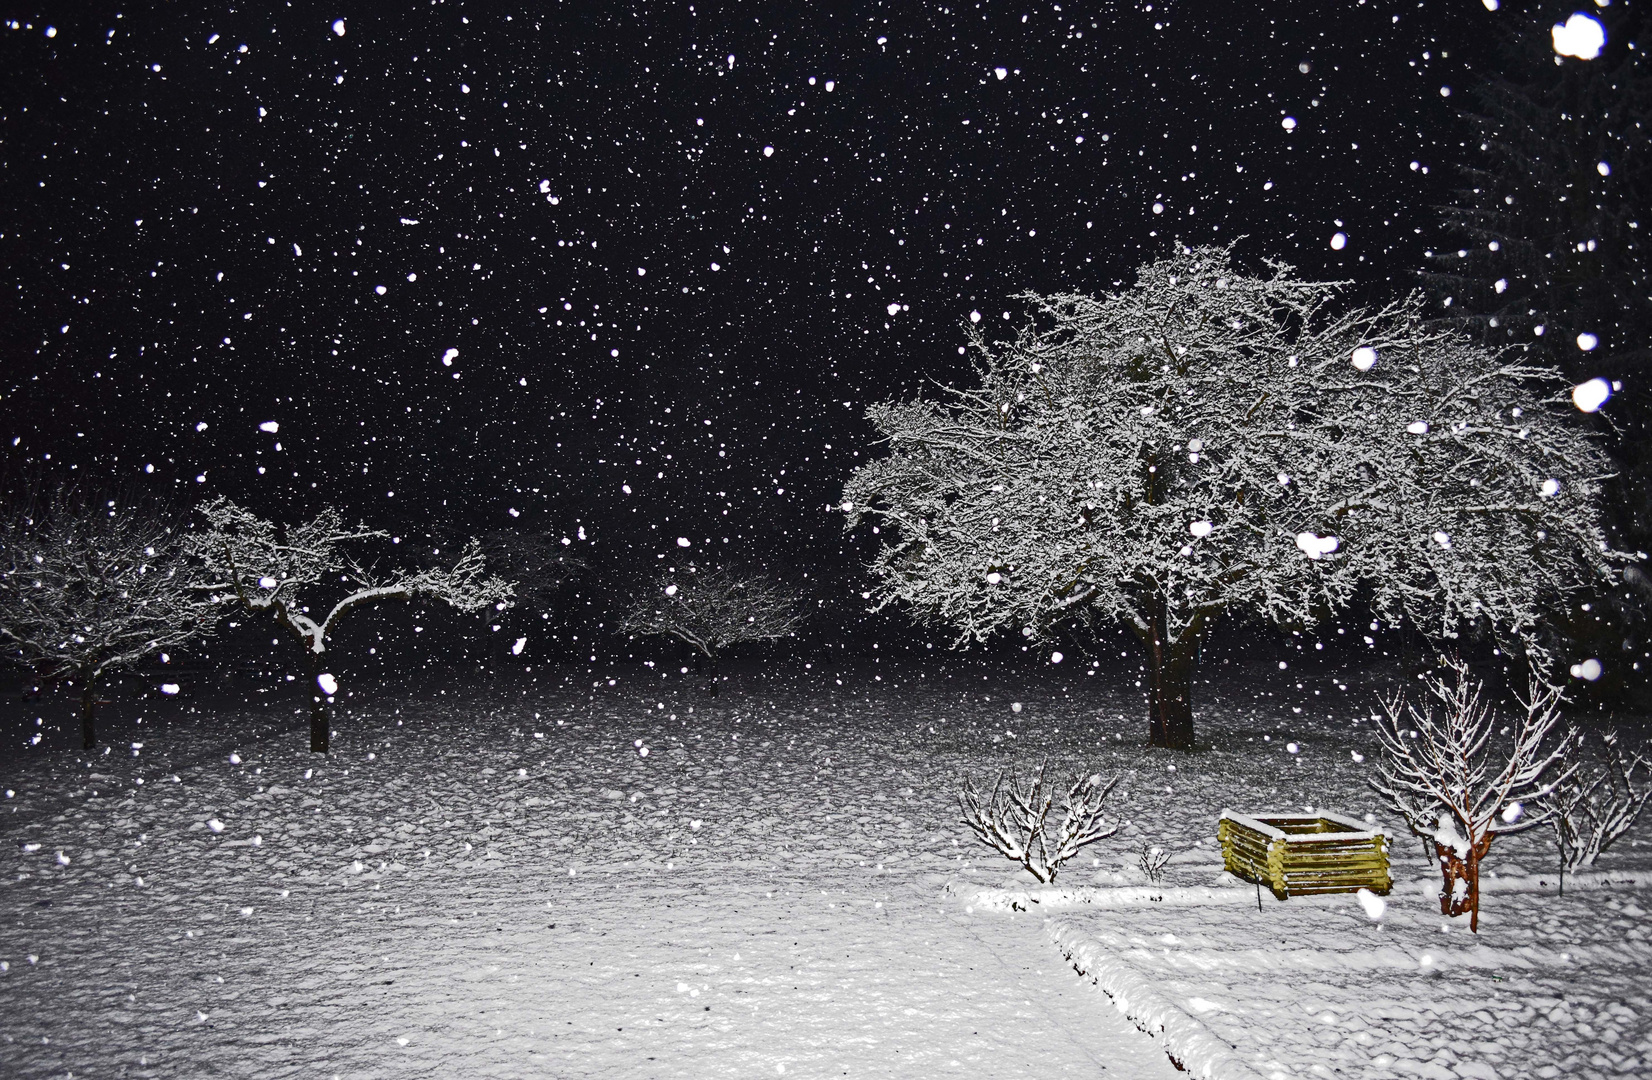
left=0, top=655, right=1646, bottom=1078
left=1043, top=878, right=1652, bottom=1080
left=0, top=661, right=1183, bottom=1078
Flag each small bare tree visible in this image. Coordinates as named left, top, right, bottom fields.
left=1553, top=730, right=1652, bottom=875
left=478, top=529, right=586, bottom=621
left=0, top=489, right=209, bottom=749
left=188, top=498, right=513, bottom=752
left=1137, top=842, right=1172, bottom=900
left=619, top=567, right=804, bottom=696
left=958, top=762, right=1120, bottom=884
left=1371, top=656, right=1572, bottom=931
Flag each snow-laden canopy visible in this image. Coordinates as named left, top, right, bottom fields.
left=844, top=245, right=1620, bottom=747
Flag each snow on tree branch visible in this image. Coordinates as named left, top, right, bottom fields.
left=620, top=567, right=804, bottom=665
left=958, top=763, right=1120, bottom=884
left=186, top=498, right=513, bottom=752
left=1370, top=655, right=1573, bottom=930
left=1553, top=729, right=1652, bottom=871
left=843, top=244, right=1623, bottom=748
left=0, top=488, right=210, bottom=748
left=188, top=498, right=513, bottom=656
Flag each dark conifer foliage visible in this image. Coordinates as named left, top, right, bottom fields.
left=1425, top=3, right=1649, bottom=545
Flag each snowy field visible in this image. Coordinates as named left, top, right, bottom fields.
left=0, top=654, right=1647, bottom=1079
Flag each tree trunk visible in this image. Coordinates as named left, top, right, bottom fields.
left=1435, top=833, right=1492, bottom=932
left=80, top=679, right=99, bottom=751
left=1146, top=599, right=1198, bottom=750
left=306, top=653, right=330, bottom=753
left=707, top=651, right=720, bottom=698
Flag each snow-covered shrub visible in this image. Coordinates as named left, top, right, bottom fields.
left=958, top=763, right=1119, bottom=884
left=188, top=498, right=513, bottom=752
left=618, top=567, right=803, bottom=696
left=0, top=488, right=210, bottom=749
left=843, top=245, right=1618, bottom=749
left=1553, top=729, right=1651, bottom=872
left=1370, top=656, right=1572, bottom=931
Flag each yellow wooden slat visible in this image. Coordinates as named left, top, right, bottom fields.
left=1218, top=813, right=1391, bottom=900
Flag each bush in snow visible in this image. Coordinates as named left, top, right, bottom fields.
left=1552, top=729, right=1652, bottom=873
left=958, top=762, right=1120, bottom=884
left=619, top=566, right=803, bottom=696
left=843, top=244, right=1618, bottom=749
left=1370, top=655, right=1572, bottom=931
left=188, top=498, right=514, bottom=752
left=0, top=488, right=210, bottom=749
left=1136, top=841, right=1172, bottom=899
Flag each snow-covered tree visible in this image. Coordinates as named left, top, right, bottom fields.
left=477, top=529, right=587, bottom=657
left=1370, top=656, right=1572, bottom=932
left=619, top=567, right=803, bottom=695
left=1552, top=728, right=1651, bottom=873
left=957, top=763, right=1119, bottom=884
left=188, top=498, right=514, bottom=752
left=843, top=245, right=1619, bottom=748
left=0, top=490, right=209, bottom=749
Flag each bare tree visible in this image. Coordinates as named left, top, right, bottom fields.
left=0, top=489, right=208, bottom=749
left=844, top=245, right=1620, bottom=750
left=478, top=528, right=586, bottom=621
left=188, top=498, right=513, bottom=752
left=958, top=763, right=1120, bottom=884
left=619, top=567, right=803, bottom=695
left=1137, top=842, right=1172, bottom=900
left=1370, top=656, right=1572, bottom=931
left=1553, top=729, right=1652, bottom=874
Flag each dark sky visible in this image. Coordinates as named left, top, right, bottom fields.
left=2, top=0, right=1518, bottom=584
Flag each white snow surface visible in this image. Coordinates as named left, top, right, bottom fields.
left=2, top=658, right=1645, bottom=1078
left=0, top=664, right=1199, bottom=1078
left=1047, top=868, right=1652, bottom=1080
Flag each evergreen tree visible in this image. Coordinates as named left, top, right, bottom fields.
left=1425, top=3, right=1649, bottom=539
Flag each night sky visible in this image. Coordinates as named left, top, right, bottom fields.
left=2, top=1, right=1530, bottom=603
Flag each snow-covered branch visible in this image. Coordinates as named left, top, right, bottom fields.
left=620, top=567, right=804, bottom=694
left=843, top=244, right=1621, bottom=749
left=1553, top=729, right=1652, bottom=871
left=0, top=489, right=210, bottom=748
left=187, top=498, right=513, bottom=751
left=1370, top=655, right=1573, bottom=929
left=958, top=763, right=1120, bottom=884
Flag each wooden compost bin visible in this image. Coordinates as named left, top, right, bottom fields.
left=1218, top=810, right=1391, bottom=900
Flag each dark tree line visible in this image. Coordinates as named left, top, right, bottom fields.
left=1424, top=2, right=1650, bottom=545
left=1420, top=4, right=1651, bottom=696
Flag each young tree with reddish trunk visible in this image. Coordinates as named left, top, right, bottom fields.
left=842, top=245, right=1618, bottom=749
left=189, top=498, right=513, bottom=752
left=0, top=489, right=208, bottom=749
left=1371, top=656, right=1571, bottom=932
